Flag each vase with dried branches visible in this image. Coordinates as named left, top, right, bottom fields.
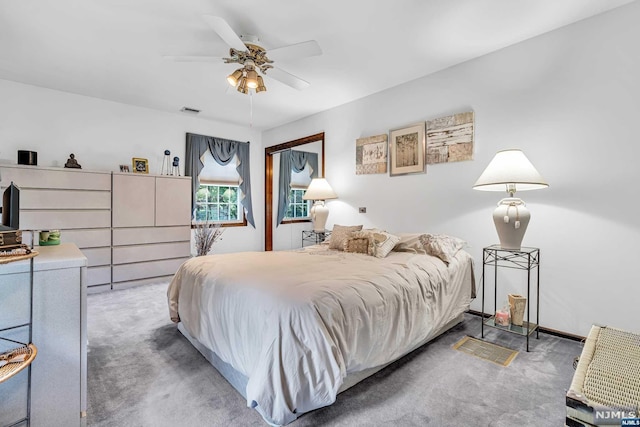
left=193, top=222, right=225, bottom=256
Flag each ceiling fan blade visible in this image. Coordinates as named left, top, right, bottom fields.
left=268, top=40, right=322, bottom=62
left=163, top=55, right=222, bottom=62
left=202, top=15, right=246, bottom=52
left=266, top=67, right=310, bottom=91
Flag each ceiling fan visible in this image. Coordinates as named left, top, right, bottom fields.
left=166, top=16, right=322, bottom=94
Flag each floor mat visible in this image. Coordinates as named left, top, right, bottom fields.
left=452, top=336, right=518, bottom=367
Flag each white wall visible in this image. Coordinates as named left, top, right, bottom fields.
left=263, top=2, right=640, bottom=337
left=0, top=80, right=264, bottom=252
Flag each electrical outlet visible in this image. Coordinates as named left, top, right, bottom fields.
left=359, top=207, right=366, bottom=213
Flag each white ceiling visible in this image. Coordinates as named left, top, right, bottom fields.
left=0, top=0, right=635, bottom=130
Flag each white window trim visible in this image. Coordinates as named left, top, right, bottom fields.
left=284, top=188, right=311, bottom=220
left=193, top=183, right=244, bottom=225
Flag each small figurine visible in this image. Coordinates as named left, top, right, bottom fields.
left=172, top=156, right=180, bottom=176
left=64, top=153, right=81, bottom=169
left=161, top=149, right=171, bottom=175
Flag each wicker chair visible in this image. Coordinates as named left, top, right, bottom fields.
left=566, top=325, right=640, bottom=426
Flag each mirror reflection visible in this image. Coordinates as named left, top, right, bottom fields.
left=264, top=133, right=324, bottom=251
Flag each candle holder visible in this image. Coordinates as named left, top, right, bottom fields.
left=495, top=306, right=511, bottom=327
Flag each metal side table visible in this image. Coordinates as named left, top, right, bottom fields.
left=481, top=245, right=540, bottom=351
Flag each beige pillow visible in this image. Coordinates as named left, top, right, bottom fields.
left=343, top=237, right=372, bottom=255
left=419, top=234, right=466, bottom=265
left=393, top=233, right=428, bottom=254
left=352, top=229, right=400, bottom=258
left=329, top=224, right=363, bottom=250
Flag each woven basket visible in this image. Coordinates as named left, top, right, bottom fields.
left=0, top=344, right=38, bottom=384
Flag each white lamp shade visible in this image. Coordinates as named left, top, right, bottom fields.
left=302, top=178, right=337, bottom=200
left=473, top=149, right=548, bottom=192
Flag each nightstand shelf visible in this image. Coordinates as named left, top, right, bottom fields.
left=301, top=230, right=331, bottom=247
left=481, top=245, right=540, bottom=351
left=483, top=317, right=538, bottom=337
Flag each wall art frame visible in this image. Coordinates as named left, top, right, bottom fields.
left=389, top=122, right=426, bottom=176
left=356, top=134, right=388, bottom=175
left=426, top=111, right=474, bottom=164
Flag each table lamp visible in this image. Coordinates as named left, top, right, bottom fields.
left=473, top=149, right=548, bottom=250
left=302, top=178, right=337, bottom=232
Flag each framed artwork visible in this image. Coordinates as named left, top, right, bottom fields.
left=132, top=157, right=149, bottom=174
left=356, top=134, right=388, bottom=175
left=426, top=111, right=474, bottom=164
left=389, top=122, right=426, bottom=176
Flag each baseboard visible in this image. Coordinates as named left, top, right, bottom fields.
left=467, top=310, right=586, bottom=342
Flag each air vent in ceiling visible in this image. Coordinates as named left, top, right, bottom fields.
left=180, top=107, right=200, bottom=114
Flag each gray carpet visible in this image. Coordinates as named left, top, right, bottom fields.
left=87, top=282, right=582, bottom=427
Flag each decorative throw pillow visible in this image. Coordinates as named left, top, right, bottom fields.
left=352, top=229, right=400, bottom=258
left=329, top=224, right=363, bottom=250
left=343, top=237, right=372, bottom=255
left=419, top=234, right=466, bottom=265
left=393, top=233, right=428, bottom=254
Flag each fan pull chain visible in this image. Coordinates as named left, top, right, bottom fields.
left=249, top=90, right=253, bottom=128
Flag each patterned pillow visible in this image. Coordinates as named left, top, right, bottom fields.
left=343, top=237, right=373, bottom=255
left=418, top=234, right=466, bottom=265
left=352, top=229, right=400, bottom=258
left=329, top=224, right=363, bottom=250
left=393, top=233, right=428, bottom=254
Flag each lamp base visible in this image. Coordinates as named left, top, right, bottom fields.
left=492, top=197, right=530, bottom=250
left=310, top=201, right=329, bottom=232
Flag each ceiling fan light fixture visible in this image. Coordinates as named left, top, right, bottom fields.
left=174, top=16, right=323, bottom=97
left=227, top=68, right=243, bottom=87
left=237, top=76, right=248, bottom=94
left=256, top=76, right=267, bottom=93
left=246, top=69, right=259, bottom=89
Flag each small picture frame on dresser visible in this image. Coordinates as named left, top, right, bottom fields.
left=132, top=158, right=149, bottom=174
left=119, top=164, right=130, bottom=172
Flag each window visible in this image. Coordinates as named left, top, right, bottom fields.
left=186, top=133, right=255, bottom=228
left=285, top=188, right=310, bottom=219
left=193, top=149, right=245, bottom=225
left=195, top=184, right=242, bottom=223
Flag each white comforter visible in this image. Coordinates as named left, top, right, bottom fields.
left=167, top=247, right=475, bottom=425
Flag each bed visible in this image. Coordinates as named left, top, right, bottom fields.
left=167, top=239, right=476, bottom=426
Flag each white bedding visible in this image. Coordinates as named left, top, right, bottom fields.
left=167, top=246, right=475, bottom=425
